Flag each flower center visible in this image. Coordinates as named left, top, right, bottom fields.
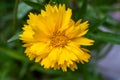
left=50, top=32, right=69, bottom=47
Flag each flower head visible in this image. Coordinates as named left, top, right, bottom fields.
left=19, top=4, right=94, bottom=71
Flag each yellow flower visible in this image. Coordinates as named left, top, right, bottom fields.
left=19, top=4, right=94, bottom=71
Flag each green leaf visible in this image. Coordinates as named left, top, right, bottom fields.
left=79, top=0, right=87, bottom=18
left=86, top=16, right=107, bottom=32
left=92, top=0, right=116, bottom=6
left=17, top=2, right=32, bottom=19
left=30, top=64, right=64, bottom=75
left=0, top=62, right=12, bottom=80
left=19, top=61, right=29, bottom=78
left=50, top=77, right=65, bottom=80
left=72, top=0, right=87, bottom=20
left=30, top=64, right=79, bottom=80
left=0, top=47, right=27, bottom=62
left=0, top=51, right=12, bottom=62
left=89, top=30, right=120, bottom=44
left=7, top=31, right=22, bottom=42
left=49, top=0, right=70, bottom=7
left=23, top=0, right=44, bottom=11
left=98, top=5, right=120, bottom=11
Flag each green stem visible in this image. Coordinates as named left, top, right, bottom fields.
left=12, top=0, right=19, bottom=33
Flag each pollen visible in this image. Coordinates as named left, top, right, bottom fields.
left=50, top=31, right=69, bottom=47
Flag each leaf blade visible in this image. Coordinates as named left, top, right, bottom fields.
left=7, top=32, right=22, bottom=42
left=89, top=31, right=120, bottom=44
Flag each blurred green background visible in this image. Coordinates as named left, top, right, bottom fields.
left=0, top=0, right=120, bottom=80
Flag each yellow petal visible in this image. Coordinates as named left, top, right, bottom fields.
left=66, top=42, right=91, bottom=63
left=19, top=25, right=35, bottom=43
left=72, top=37, right=94, bottom=46
left=41, top=57, right=51, bottom=69
left=69, top=62, right=78, bottom=71
left=58, top=48, right=67, bottom=65
left=47, top=48, right=61, bottom=62
left=75, top=19, right=82, bottom=26
left=29, top=42, right=50, bottom=55
left=60, top=8, right=72, bottom=31
left=78, top=21, right=89, bottom=31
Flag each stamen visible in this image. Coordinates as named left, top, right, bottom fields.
left=50, top=31, right=69, bottom=47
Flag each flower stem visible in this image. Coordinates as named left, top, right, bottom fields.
left=12, top=0, right=19, bottom=33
